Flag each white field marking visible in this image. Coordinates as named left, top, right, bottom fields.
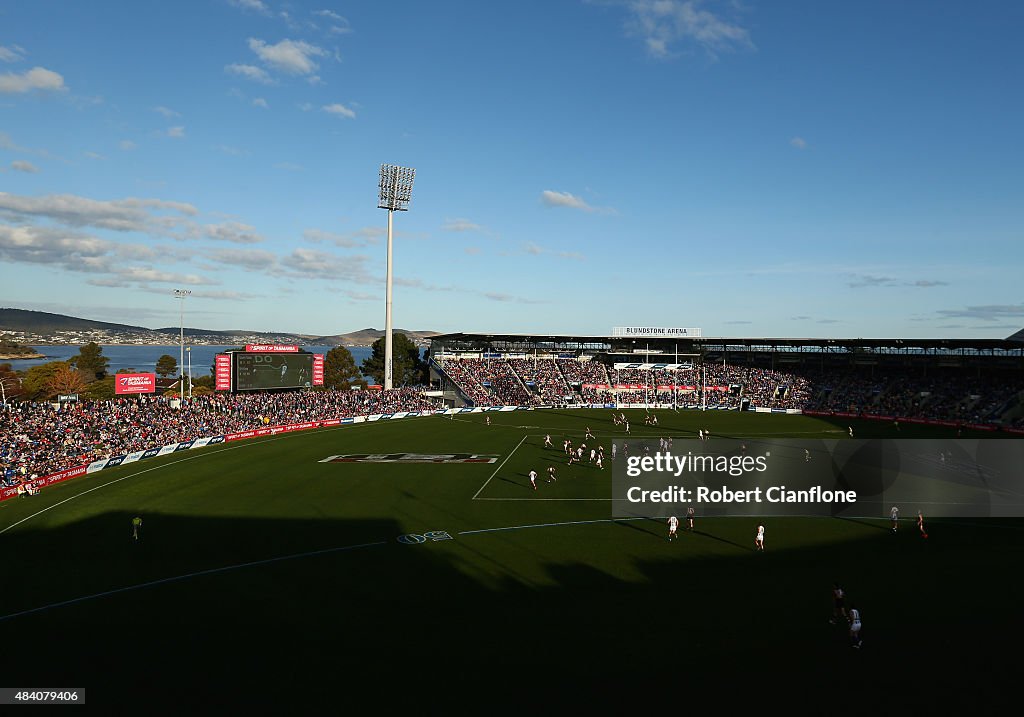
left=471, top=434, right=528, bottom=501
left=0, top=540, right=388, bottom=623
left=473, top=497, right=614, bottom=501
left=522, top=429, right=845, bottom=438
left=0, top=418, right=422, bottom=535
left=459, top=517, right=647, bottom=535
left=0, top=426, right=358, bottom=536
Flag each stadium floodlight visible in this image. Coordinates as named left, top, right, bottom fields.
left=377, top=164, right=416, bottom=390
left=174, top=289, right=191, bottom=396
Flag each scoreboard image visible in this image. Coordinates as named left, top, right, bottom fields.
left=216, top=347, right=324, bottom=392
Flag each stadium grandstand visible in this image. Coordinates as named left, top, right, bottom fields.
left=3, top=330, right=1023, bottom=491
left=429, top=331, right=1024, bottom=426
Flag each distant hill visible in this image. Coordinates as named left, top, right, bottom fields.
left=0, top=308, right=151, bottom=334
left=0, top=308, right=437, bottom=346
left=315, top=328, right=441, bottom=346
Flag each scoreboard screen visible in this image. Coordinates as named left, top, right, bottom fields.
left=234, top=353, right=314, bottom=391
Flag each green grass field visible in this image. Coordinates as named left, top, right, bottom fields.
left=1, top=409, right=1021, bottom=710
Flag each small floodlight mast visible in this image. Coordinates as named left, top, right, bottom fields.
left=377, top=164, right=416, bottom=390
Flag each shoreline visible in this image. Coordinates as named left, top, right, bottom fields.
left=0, top=353, right=46, bottom=360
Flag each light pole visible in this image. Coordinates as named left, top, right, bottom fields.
left=187, top=346, right=192, bottom=398
left=377, top=164, right=416, bottom=390
left=174, top=289, right=191, bottom=395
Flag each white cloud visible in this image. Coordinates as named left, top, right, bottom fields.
left=0, top=66, right=66, bottom=94
left=10, top=160, right=39, bottom=173
left=314, top=9, right=344, bottom=21
left=278, top=247, right=373, bottom=282
left=464, top=247, right=481, bottom=255
left=621, top=0, right=754, bottom=60
left=0, top=192, right=198, bottom=236
left=229, top=0, right=269, bottom=13
left=154, top=105, right=180, bottom=118
left=0, top=224, right=215, bottom=287
left=790, top=136, right=807, bottom=150
left=84, top=151, right=106, bottom=160
left=166, top=126, right=186, bottom=138
left=936, top=304, right=1024, bottom=321
left=306, top=75, right=324, bottom=85
left=441, top=218, right=483, bottom=232
left=225, top=63, right=274, bottom=84
left=303, top=227, right=382, bottom=247
left=214, top=144, right=250, bottom=156
left=119, top=140, right=137, bottom=151
left=541, top=190, right=593, bottom=211
left=205, top=222, right=264, bottom=244
left=207, top=247, right=278, bottom=270
left=252, top=97, right=269, bottom=108
left=248, top=38, right=327, bottom=75
left=522, top=240, right=585, bottom=261
left=0, top=45, right=25, bottom=63
left=322, top=102, right=355, bottom=119
left=298, top=102, right=314, bottom=112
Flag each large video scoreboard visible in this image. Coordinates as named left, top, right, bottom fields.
left=215, top=345, right=324, bottom=392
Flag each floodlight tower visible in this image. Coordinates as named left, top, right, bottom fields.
left=173, top=289, right=191, bottom=394
left=377, top=164, right=416, bottom=390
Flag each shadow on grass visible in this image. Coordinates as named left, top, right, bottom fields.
left=0, top=511, right=1019, bottom=711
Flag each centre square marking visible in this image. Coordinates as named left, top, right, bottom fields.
left=319, top=453, right=499, bottom=464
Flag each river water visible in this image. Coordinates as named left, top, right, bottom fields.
left=1, top=345, right=374, bottom=377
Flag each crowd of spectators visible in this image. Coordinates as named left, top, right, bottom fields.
left=509, top=359, right=571, bottom=405
left=1, top=387, right=440, bottom=486
left=439, top=357, right=1022, bottom=423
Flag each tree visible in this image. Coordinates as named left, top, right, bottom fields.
left=46, top=363, right=88, bottom=397
left=70, top=342, right=109, bottom=381
left=155, top=354, right=178, bottom=378
left=22, top=361, right=70, bottom=400
left=0, top=363, right=24, bottom=402
left=192, top=375, right=215, bottom=389
left=360, top=333, right=427, bottom=387
left=82, top=376, right=115, bottom=400
left=324, top=346, right=366, bottom=390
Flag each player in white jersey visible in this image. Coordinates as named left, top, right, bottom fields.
left=805, top=449, right=811, bottom=462
left=543, top=434, right=552, bottom=448
left=686, top=506, right=695, bottom=531
left=585, top=427, right=595, bottom=440
left=890, top=506, right=899, bottom=533
left=698, top=429, right=704, bottom=440
left=830, top=583, right=847, bottom=624
left=563, top=439, right=570, bottom=454
left=529, top=470, right=538, bottom=491
left=848, top=605, right=862, bottom=647
left=547, top=466, right=556, bottom=482
left=755, top=524, right=765, bottom=551
left=589, top=448, right=596, bottom=463
left=485, top=416, right=491, bottom=426
left=595, top=453, right=603, bottom=470
left=848, top=426, right=854, bottom=438
left=667, top=516, right=679, bottom=541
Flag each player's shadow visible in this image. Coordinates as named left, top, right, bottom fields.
left=692, top=529, right=748, bottom=552
left=498, top=475, right=529, bottom=489
left=615, top=517, right=663, bottom=539
left=836, top=516, right=889, bottom=532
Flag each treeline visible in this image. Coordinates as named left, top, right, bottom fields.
left=0, top=333, right=430, bottom=403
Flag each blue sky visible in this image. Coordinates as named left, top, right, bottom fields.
left=0, top=0, right=1021, bottom=338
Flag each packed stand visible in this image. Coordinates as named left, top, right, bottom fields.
left=0, top=388, right=441, bottom=483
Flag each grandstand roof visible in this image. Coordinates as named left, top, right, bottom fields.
left=430, top=332, right=1024, bottom=356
